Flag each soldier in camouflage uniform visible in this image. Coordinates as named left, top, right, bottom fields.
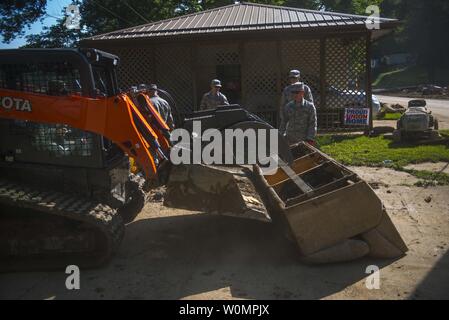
left=279, top=83, right=317, bottom=145
left=279, top=70, right=314, bottom=128
left=147, top=84, right=175, bottom=129
left=200, top=79, right=229, bottom=110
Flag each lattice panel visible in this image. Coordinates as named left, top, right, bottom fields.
left=155, top=46, right=194, bottom=114
left=317, top=109, right=341, bottom=130
left=325, top=37, right=367, bottom=109
left=196, top=44, right=240, bottom=66
left=281, top=39, right=321, bottom=106
left=243, top=41, right=278, bottom=121
left=323, top=37, right=368, bottom=130
left=217, top=51, right=239, bottom=65
left=108, top=47, right=154, bottom=90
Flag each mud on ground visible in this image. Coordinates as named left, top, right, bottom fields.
left=0, top=167, right=448, bottom=300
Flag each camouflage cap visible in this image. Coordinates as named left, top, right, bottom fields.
left=288, top=69, right=301, bottom=78
left=148, top=84, right=158, bottom=91
left=138, top=83, right=147, bottom=91
left=211, top=79, right=222, bottom=87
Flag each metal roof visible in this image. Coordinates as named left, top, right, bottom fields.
left=87, top=2, right=398, bottom=41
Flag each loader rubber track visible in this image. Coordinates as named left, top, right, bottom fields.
left=0, top=179, right=125, bottom=272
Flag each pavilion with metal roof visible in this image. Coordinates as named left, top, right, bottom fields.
left=82, top=2, right=399, bottom=131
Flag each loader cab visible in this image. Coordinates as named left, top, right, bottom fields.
left=0, top=48, right=122, bottom=166
left=0, top=48, right=119, bottom=98
left=80, top=48, right=120, bottom=98
left=0, top=48, right=129, bottom=202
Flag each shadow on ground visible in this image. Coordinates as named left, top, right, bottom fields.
left=412, top=249, right=449, bottom=300
left=0, top=213, right=400, bottom=300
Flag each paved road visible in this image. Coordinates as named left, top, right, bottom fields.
left=377, top=95, right=449, bottom=129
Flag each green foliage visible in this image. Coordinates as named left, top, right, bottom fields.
left=319, top=0, right=383, bottom=14
left=21, top=0, right=296, bottom=47
left=374, top=0, right=449, bottom=83
left=372, top=65, right=449, bottom=89
left=403, top=169, right=449, bottom=187
left=0, top=0, right=47, bottom=43
left=405, top=0, right=449, bottom=80
left=5, top=0, right=387, bottom=47
left=19, top=0, right=85, bottom=48
left=202, top=0, right=287, bottom=10
left=3, top=0, right=448, bottom=79
left=281, top=0, right=321, bottom=9
left=23, top=19, right=84, bottom=48
left=80, top=0, right=185, bottom=37
left=351, top=0, right=383, bottom=15
left=79, top=0, right=296, bottom=37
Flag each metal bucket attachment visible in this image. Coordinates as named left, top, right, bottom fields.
left=254, top=142, right=408, bottom=261
left=164, top=164, right=271, bottom=222
left=361, top=210, right=408, bottom=259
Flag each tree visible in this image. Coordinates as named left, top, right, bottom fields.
left=405, top=0, right=449, bottom=81
left=22, top=0, right=84, bottom=48
left=23, top=18, right=85, bottom=48
left=0, top=0, right=48, bottom=43
left=319, top=0, right=383, bottom=14
left=199, top=0, right=286, bottom=10
left=79, top=0, right=289, bottom=37
left=22, top=0, right=291, bottom=48
left=283, top=0, right=321, bottom=10
left=80, top=0, right=180, bottom=36
left=371, top=0, right=408, bottom=58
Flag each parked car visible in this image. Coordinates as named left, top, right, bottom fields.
left=327, top=86, right=381, bottom=118
left=302, top=75, right=381, bottom=118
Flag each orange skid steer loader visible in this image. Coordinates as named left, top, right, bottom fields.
left=0, top=48, right=407, bottom=271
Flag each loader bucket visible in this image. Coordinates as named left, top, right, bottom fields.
left=253, top=142, right=408, bottom=262
left=164, top=164, right=271, bottom=222
left=164, top=141, right=407, bottom=263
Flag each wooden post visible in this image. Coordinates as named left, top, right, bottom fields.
left=153, top=46, right=158, bottom=86
left=239, top=41, right=246, bottom=107
left=366, top=33, right=373, bottom=132
left=276, top=40, right=283, bottom=128
left=320, top=37, right=326, bottom=110
left=191, top=45, right=198, bottom=110
left=319, top=37, right=327, bottom=132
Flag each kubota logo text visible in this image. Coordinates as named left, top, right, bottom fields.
left=0, top=96, right=32, bottom=112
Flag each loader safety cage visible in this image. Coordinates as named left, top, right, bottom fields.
left=0, top=49, right=165, bottom=178
left=0, top=48, right=123, bottom=168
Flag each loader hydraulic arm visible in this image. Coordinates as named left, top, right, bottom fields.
left=0, top=88, right=166, bottom=179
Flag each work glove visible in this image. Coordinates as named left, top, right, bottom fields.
left=306, top=140, right=315, bottom=147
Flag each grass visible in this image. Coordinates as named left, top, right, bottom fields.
left=317, top=134, right=449, bottom=185
left=402, top=168, right=449, bottom=187
left=372, top=66, right=427, bottom=89
left=317, top=134, right=449, bottom=167
left=377, top=112, right=402, bottom=121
